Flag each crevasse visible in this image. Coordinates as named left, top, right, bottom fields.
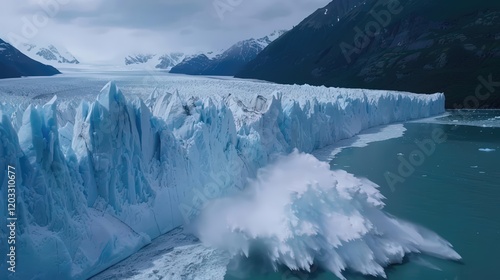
left=0, top=81, right=445, bottom=279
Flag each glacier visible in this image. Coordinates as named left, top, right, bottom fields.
left=0, top=80, right=449, bottom=279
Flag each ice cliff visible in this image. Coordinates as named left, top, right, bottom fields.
left=0, top=81, right=445, bottom=279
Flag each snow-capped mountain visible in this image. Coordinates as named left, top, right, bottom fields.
left=237, top=0, right=500, bottom=108
left=156, top=53, right=185, bottom=69
left=0, top=38, right=60, bottom=79
left=167, top=53, right=212, bottom=74
left=19, top=43, right=79, bottom=65
left=266, top=30, right=288, bottom=42
left=170, top=30, right=287, bottom=76
left=124, top=52, right=185, bottom=70
left=124, top=53, right=155, bottom=65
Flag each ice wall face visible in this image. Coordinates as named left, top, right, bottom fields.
left=0, top=82, right=445, bottom=279
left=0, top=98, right=148, bottom=280
left=72, top=83, right=159, bottom=237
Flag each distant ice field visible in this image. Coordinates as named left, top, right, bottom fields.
left=0, top=70, right=439, bottom=105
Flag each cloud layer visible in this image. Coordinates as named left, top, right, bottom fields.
left=0, top=0, right=330, bottom=63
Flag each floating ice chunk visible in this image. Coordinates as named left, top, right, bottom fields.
left=313, top=124, right=407, bottom=161
left=479, top=148, right=496, bottom=152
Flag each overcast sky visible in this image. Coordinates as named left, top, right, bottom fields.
left=0, top=0, right=330, bottom=64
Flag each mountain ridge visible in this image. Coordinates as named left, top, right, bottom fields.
left=0, top=38, right=61, bottom=79
left=124, top=52, right=185, bottom=70
left=170, top=30, right=287, bottom=76
left=237, top=0, right=500, bottom=108
left=19, top=43, right=80, bottom=65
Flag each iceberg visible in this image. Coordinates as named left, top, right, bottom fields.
left=0, top=81, right=447, bottom=279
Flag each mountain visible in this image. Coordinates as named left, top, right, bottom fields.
left=124, top=52, right=185, bottom=70
left=125, top=53, right=155, bottom=65
left=236, top=0, right=500, bottom=108
left=156, top=53, right=186, bottom=69
left=168, top=53, right=212, bottom=74
left=19, top=43, right=79, bottom=65
left=0, top=38, right=61, bottom=79
left=170, top=30, right=287, bottom=76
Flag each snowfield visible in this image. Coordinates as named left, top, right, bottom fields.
left=0, top=74, right=450, bottom=279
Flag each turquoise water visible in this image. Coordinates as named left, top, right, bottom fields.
left=225, top=111, right=500, bottom=280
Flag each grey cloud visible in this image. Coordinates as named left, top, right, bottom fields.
left=250, top=3, right=294, bottom=21
left=42, top=0, right=209, bottom=29
left=0, top=0, right=331, bottom=62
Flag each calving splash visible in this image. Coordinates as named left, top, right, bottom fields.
left=194, top=152, right=461, bottom=279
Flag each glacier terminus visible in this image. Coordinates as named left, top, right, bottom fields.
left=0, top=75, right=457, bottom=280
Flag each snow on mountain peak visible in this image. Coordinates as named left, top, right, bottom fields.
left=19, top=43, right=80, bottom=65
left=125, top=53, right=156, bottom=65
left=205, top=49, right=225, bottom=60
left=0, top=38, right=61, bottom=78
left=124, top=52, right=186, bottom=70
left=170, top=30, right=288, bottom=76
left=266, top=29, right=288, bottom=42
left=245, top=29, right=288, bottom=48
